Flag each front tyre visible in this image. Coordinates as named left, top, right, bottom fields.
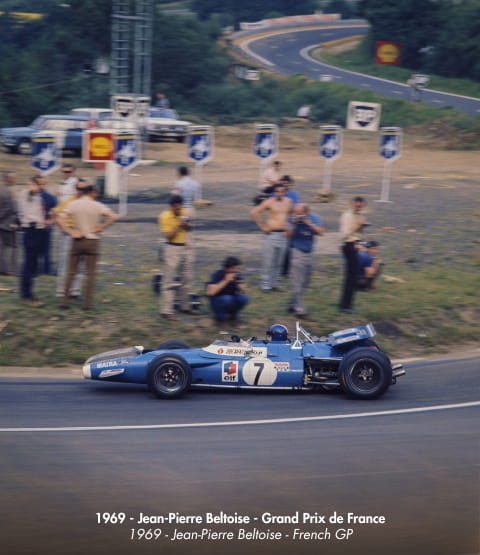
left=339, top=348, right=392, bottom=399
left=147, top=354, right=192, bottom=399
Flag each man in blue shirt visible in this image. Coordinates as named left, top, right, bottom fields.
left=206, top=256, right=249, bottom=323
left=286, top=203, right=324, bottom=317
left=356, top=240, right=382, bottom=290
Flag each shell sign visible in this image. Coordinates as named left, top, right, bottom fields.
left=83, top=130, right=115, bottom=161
left=375, top=41, right=401, bottom=66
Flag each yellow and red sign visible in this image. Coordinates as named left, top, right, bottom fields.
left=83, top=130, right=115, bottom=161
left=375, top=41, right=401, bottom=66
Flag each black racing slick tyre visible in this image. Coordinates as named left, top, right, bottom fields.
left=147, top=354, right=192, bottom=399
left=156, top=340, right=189, bottom=350
left=339, top=348, right=392, bottom=400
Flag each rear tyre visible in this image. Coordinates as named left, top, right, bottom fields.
left=147, top=354, right=191, bottom=399
left=339, top=348, right=392, bottom=399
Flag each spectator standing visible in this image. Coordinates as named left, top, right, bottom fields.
left=171, top=166, right=200, bottom=216
left=251, top=183, right=293, bottom=292
left=156, top=92, right=170, bottom=108
left=259, top=160, right=282, bottom=194
left=53, top=179, right=88, bottom=299
left=0, top=171, right=18, bottom=276
left=35, top=175, right=57, bottom=275
left=356, top=240, right=382, bottom=290
left=158, top=195, right=195, bottom=320
left=278, top=174, right=300, bottom=277
left=57, top=185, right=118, bottom=310
left=287, top=203, right=324, bottom=317
left=297, top=104, right=311, bottom=119
left=206, top=256, right=249, bottom=323
left=339, top=196, right=368, bottom=313
left=17, top=177, right=53, bottom=304
left=58, top=163, right=78, bottom=201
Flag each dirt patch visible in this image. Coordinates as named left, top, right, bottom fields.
left=1, top=123, right=479, bottom=365
left=407, top=120, right=480, bottom=150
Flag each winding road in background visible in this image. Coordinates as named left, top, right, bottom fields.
left=234, top=23, right=480, bottom=116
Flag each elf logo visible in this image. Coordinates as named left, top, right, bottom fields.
left=222, top=361, right=239, bottom=382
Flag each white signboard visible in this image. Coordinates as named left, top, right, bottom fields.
left=111, top=94, right=151, bottom=120
left=347, top=101, right=381, bottom=131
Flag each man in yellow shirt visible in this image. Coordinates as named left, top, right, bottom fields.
left=158, top=195, right=194, bottom=320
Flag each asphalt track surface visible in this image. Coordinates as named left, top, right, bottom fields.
left=0, top=356, right=478, bottom=555
left=236, top=24, right=480, bottom=117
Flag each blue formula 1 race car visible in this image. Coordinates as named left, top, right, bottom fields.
left=83, top=323, right=405, bottom=400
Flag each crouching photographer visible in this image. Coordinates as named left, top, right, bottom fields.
left=206, top=256, right=249, bottom=323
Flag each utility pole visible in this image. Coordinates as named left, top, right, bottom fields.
left=110, top=0, right=153, bottom=96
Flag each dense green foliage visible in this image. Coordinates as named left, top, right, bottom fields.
left=0, top=1, right=478, bottom=129
left=192, top=0, right=315, bottom=26
left=358, top=0, right=480, bottom=80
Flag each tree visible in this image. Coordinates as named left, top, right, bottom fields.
left=192, top=0, right=314, bottom=26
left=358, top=0, right=441, bottom=69
left=427, top=2, right=480, bottom=80
left=151, top=14, right=230, bottom=105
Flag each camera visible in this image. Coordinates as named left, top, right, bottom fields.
left=294, top=215, right=305, bottom=223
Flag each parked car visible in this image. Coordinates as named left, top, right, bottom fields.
left=97, top=118, right=138, bottom=131
left=0, top=114, right=90, bottom=155
left=70, top=107, right=113, bottom=120
left=83, top=322, right=405, bottom=400
left=144, top=107, right=191, bottom=143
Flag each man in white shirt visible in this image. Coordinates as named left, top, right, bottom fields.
left=171, top=166, right=200, bottom=216
left=17, top=178, right=53, bottom=304
left=339, top=196, right=368, bottom=313
left=58, top=163, right=78, bottom=201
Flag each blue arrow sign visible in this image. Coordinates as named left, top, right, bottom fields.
left=380, top=128, right=402, bottom=160
left=115, top=132, right=138, bottom=169
left=254, top=125, right=278, bottom=160
left=187, top=127, right=213, bottom=163
left=31, top=133, right=59, bottom=175
left=319, top=126, right=342, bottom=160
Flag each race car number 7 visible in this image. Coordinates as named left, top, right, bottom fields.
left=242, top=358, right=277, bottom=386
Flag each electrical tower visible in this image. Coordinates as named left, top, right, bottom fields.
left=110, top=0, right=153, bottom=96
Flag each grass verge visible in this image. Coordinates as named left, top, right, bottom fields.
left=1, top=260, right=478, bottom=367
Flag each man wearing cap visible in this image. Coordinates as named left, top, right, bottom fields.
left=356, top=240, right=382, bottom=290
left=158, top=195, right=195, bottom=320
